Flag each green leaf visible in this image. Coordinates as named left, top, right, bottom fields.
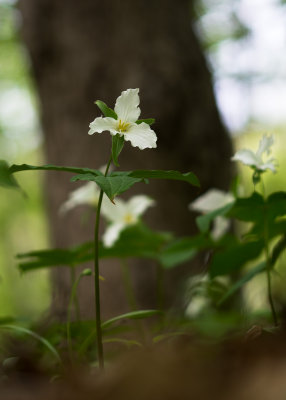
left=95, top=100, right=117, bottom=119
left=17, top=242, right=94, bottom=273
left=159, top=235, right=211, bottom=269
left=112, top=134, right=125, bottom=167
left=271, top=235, right=286, bottom=266
left=209, top=239, right=264, bottom=278
left=0, top=325, right=62, bottom=364
left=0, top=160, right=20, bottom=190
left=100, top=224, right=171, bottom=259
left=9, top=163, right=103, bottom=176
left=18, top=225, right=171, bottom=272
left=101, top=310, right=162, bottom=330
left=136, top=118, right=155, bottom=126
left=196, top=202, right=234, bottom=233
left=217, top=261, right=266, bottom=305
left=227, top=192, right=265, bottom=222
left=111, top=169, right=200, bottom=187
left=71, top=174, right=142, bottom=201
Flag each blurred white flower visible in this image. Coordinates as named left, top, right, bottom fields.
left=189, top=189, right=234, bottom=239
left=60, top=181, right=100, bottom=214
left=88, top=88, right=157, bottom=150
left=231, top=134, right=277, bottom=173
left=101, top=195, right=155, bottom=247
left=185, top=296, right=209, bottom=318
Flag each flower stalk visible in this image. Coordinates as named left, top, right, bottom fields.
left=93, top=155, right=112, bottom=370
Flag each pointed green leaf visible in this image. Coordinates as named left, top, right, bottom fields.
left=209, top=239, right=264, bottom=278
left=9, top=163, right=103, bottom=176
left=196, top=202, right=234, bottom=233
left=217, top=261, right=266, bottom=306
left=136, top=118, right=155, bottom=126
left=0, top=160, right=20, bottom=190
left=159, top=235, right=211, bottom=269
left=227, top=192, right=265, bottom=222
left=111, top=169, right=200, bottom=188
left=0, top=325, right=62, bottom=363
left=101, top=310, right=162, bottom=329
left=112, top=134, right=125, bottom=167
left=100, top=224, right=171, bottom=259
left=271, top=235, right=286, bottom=266
left=17, top=225, right=171, bottom=273
left=95, top=100, right=117, bottom=119
left=71, top=174, right=142, bottom=201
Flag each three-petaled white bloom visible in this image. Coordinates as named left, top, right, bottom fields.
left=88, top=88, right=157, bottom=150
left=101, top=195, right=155, bottom=247
left=60, top=181, right=100, bottom=214
left=231, top=134, right=277, bottom=173
left=189, top=189, right=234, bottom=239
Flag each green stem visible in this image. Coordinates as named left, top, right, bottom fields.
left=261, top=177, right=278, bottom=326
left=94, top=155, right=112, bottom=370
left=263, top=214, right=278, bottom=326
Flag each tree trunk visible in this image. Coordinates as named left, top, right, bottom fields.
left=18, top=0, right=234, bottom=320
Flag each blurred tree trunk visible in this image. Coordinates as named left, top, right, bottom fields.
left=18, top=0, right=234, bottom=320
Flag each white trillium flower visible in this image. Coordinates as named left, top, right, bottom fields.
left=101, top=195, right=155, bottom=247
left=88, top=88, right=157, bottom=150
left=231, top=134, right=277, bottom=173
left=189, top=189, right=234, bottom=239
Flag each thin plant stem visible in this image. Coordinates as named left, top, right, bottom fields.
left=261, top=176, right=278, bottom=326
left=263, top=211, right=278, bottom=326
left=94, top=155, right=112, bottom=370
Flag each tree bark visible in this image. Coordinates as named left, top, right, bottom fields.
left=18, top=0, right=234, bottom=320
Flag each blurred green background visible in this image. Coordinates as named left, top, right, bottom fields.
left=0, top=0, right=285, bottom=320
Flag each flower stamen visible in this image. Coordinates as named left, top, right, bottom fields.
left=117, top=119, right=130, bottom=132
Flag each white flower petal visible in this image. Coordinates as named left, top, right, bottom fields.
left=231, top=149, right=260, bottom=168
left=189, top=189, right=234, bottom=213
left=60, top=182, right=99, bottom=214
left=212, top=216, right=231, bottom=239
left=260, top=158, right=277, bottom=173
left=88, top=117, right=117, bottom=135
left=127, top=195, right=155, bottom=217
left=256, top=134, right=274, bottom=158
left=101, top=198, right=127, bottom=223
left=114, top=88, right=141, bottom=123
left=102, top=222, right=125, bottom=247
left=123, top=122, right=157, bottom=150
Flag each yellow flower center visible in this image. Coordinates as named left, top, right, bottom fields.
left=124, top=213, right=136, bottom=224
left=117, top=119, right=130, bottom=132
